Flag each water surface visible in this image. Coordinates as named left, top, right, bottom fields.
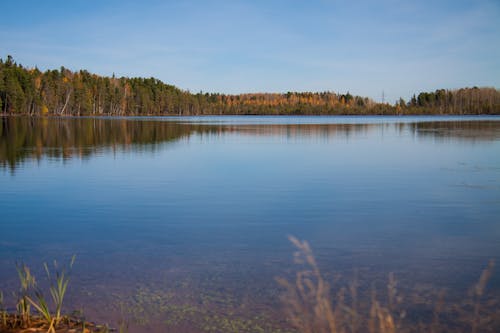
left=1, top=116, right=500, bottom=331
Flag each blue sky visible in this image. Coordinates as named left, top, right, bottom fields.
left=1, top=0, right=499, bottom=102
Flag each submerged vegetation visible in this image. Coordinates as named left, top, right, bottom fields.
left=2, top=244, right=499, bottom=333
left=1, top=56, right=499, bottom=116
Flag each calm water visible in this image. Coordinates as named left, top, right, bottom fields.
left=1, top=116, right=500, bottom=332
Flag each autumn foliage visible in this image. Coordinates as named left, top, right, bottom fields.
left=1, top=56, right=499, bottom=116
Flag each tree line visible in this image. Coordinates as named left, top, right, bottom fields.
left=1, top=56, right=499, bottom=116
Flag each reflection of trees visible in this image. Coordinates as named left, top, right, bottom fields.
left=407, top=121, right=500, bottom=143
left=1, top=119, right=375, bottom=171
left=0, top=117, right=221, bottom=171
left=227, top=121, right=500, bottom=143
left=2, top=117, right=500, bottom=171
left=230, top=123, right=378, bottom=140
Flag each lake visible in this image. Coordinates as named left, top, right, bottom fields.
left=1, top=115, right=500, bottom=332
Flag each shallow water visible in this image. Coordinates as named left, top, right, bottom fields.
left=1, top=116, right=500, bottom=332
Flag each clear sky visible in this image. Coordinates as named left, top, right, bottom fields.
left=1, top=0, right=499, bottom=102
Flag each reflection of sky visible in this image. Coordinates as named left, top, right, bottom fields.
left=1, top=119, right=500, bottom=254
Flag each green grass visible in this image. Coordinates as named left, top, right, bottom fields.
left=15, top=263, right=36, bottom=327
left=44, top=255, right=76, bottom=324
left=3, top=256, right=77, bottom=332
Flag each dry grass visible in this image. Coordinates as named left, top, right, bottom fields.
left=2, top=243, right=499, bottom=333
left=277, top=236, right=500, bottom=333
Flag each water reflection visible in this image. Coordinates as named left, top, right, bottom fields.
left=2, top=116, right=500, bottom=171
left=408, top=120, right=500, bottom=142
left=1, top=116, right=500, bottom=332
left=0, top=117, right=216, bottom=171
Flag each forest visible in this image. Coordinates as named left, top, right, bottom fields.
left=1, top=56, right=499, bottom=116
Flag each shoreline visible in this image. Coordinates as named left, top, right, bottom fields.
left=2, top=113, right=500, bottom=117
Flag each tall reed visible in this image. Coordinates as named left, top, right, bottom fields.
left=277, top=236, right=498, bottom=333
left=22, top=255, right=76, bottom=328
left=0, top=290, right=7, bottom=327
left=15, top=263, right=36, bottom=327
left=46, top=255, right=76, bottom=324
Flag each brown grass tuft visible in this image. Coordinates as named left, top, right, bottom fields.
left=277, top=236, right=500, bottom=333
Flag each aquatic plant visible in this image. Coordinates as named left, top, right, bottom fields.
left=15, top=263, right=36, bottom=327
left=26, top=289, right=53, bottom=325
left=51, top=255, right=75, bottom=323
left=0, top=290, right=7, bottom=327
left=0, top=257, right=115, bottom=333
left=15, top=256, right=76, bottom=330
